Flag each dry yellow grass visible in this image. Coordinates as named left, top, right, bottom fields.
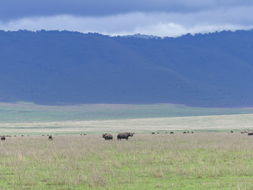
left=1, top=132, right=253, bottom=189
left=0, top=113, right=253, bottom=134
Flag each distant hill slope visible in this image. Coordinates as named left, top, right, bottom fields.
left=0, top=30, right=253, bottom=107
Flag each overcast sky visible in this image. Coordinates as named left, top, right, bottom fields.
left=0, top=0, right=253, bottom=37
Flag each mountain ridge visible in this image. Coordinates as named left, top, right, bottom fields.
left=0, top=30, right=252, bottom=107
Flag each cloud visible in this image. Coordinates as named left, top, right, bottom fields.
left=1, top=5, right=253, bottom=37
left=0, top=0, right=253, bottom=20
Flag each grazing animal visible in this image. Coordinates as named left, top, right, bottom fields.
left=152, top=132, right=155, bottom=134
left=170, top=132, right=174, bottom=134
left=128, top=132, right=135, bottom=137
left=117, top=132, right=134, bottom=140
left=230, top=130, right=234, bottom=133
left=248, top=132, right=253, bottom=136
left=1, top=136, right=6, bottom=141
left=102, top=133, right=113, bottom=140
left=48, top=135, right=53, bottom=140
left=117, top=133, right=129, bottom=140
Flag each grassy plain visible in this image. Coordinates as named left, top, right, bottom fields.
left=0, top=102, right=253, bottom=123
left=0, top=103, right=253, bottom=189
left=0, top=113, right=253, bottom=135
left=1, top=133, right=253, bottom=190
left=0, top=103, right=253, bottom=134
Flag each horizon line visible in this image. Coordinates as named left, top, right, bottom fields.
left=0, top=28, right=253, bottom=39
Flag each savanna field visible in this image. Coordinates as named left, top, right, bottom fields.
left=1, top=104, right=253, bottom=189
left=1, top=132, right=253, bottom=190
left=2, top=8, right=253, bottom=190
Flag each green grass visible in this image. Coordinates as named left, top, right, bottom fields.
left=0, top=102, right=253, bottom=122
left=1, top=133, right=253, bottom=189
left=1, top=103, right=253, bottom=189
left=0, top=112, right=253, bottom=135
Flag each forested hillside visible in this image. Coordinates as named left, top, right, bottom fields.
left=0, top=30, right=252, bottom=107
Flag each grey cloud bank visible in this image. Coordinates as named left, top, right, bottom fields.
left=0, top=0, right=253, bottom=37
left=1, top=6, right=253, bottom=37
left=1, top=0, right=253, bottom=19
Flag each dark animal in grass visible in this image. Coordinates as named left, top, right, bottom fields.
left=102, top=133, right=113, bottom=140
left=170, top=132, right=174, bottom=134
left=248, top=132, right=253, bottom=136
left=117, top=132, right=134, bottom=140
left=230, top=130, right=234, bottom=133
left=1, top=136, right=6, bottom=141
left=48, top=135, right=53, bottom=140
left=152, top=132, right=155, bottom=134
left=128, top=132, right=135, bottom=137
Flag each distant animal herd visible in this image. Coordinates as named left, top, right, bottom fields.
left=0, top=130, right=253, bottom=141
left=102, top=132, right=135, bottom=140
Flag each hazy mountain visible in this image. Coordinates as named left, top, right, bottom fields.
left=0, top=30, right=252, bottom=107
